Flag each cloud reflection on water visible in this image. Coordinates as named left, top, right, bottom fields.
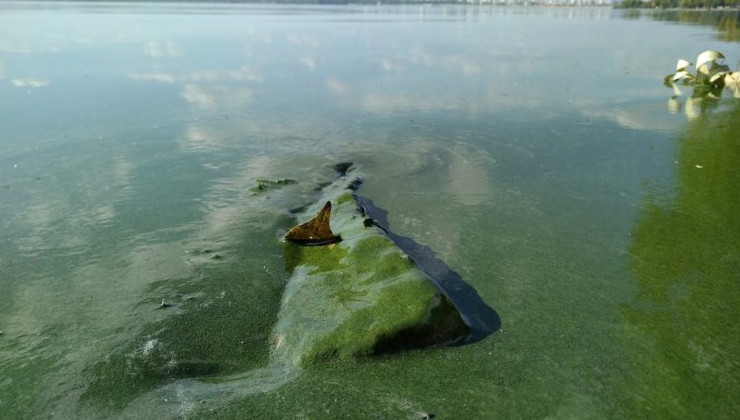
left=180, top=84, right=252, bottom=109
left=300, top=56, right=317, bottom=71
left=286, top=33, right=322, bottom=49
left=383, top=47, right=482, bottom=76
left=144, top=40, right=181, bottom=58
left=128, top=64, right=263, bottom=84
left=11, top=78, right=49, bottom=88
left=3, top=5, right=733, bottom=417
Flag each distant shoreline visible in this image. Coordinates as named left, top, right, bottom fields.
left=3, top=0, right=739, bottom=10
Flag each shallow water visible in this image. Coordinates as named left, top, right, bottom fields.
left=1, top=2, right=739, bottom=418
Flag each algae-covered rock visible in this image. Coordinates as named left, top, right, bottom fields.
left=272, top=167, right=469, bottom=367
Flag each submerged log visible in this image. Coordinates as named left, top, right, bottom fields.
left=273, top=165, right=470, bottom=367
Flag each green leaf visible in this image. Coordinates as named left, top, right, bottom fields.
left=709, top=72, right=727, bottom=85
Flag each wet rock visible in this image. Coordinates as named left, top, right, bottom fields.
left=333, top=161, right=353, bottom=176
left=251, top=178, right=297, bottom=193
left=273, top=167, right=469, bottom=367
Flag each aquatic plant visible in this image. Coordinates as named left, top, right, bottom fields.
left=664, top=50, right=739, bottom=117
left=665, top=50, right=740, bottom=97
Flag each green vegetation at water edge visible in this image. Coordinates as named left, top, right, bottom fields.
left=663, top=50, right=739, bottom=117
left=617, top=0, right=740, bottom=9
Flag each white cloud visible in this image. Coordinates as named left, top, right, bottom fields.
left=577, top=99, right=680, bottom=131
left=11, top=78, right=49, bottom=88
left=128, top=65, right=262, bottom=84
left=300, top=57, right=317, bottom=71
left=286, top=34, right=321, bottom=48
left=360, top=93, right=461, bottom=114
left=381, top=48, right=481, bottom=76
left=128, top=72, right=177, bottom=83
left=380, top=58, right=405, bottom=72
left=180, top=125, right=222, bottom=151
left=326, top=77, right=351, bottom=96
left=190, top=65, right=263, bottom=82
left=0, top=40, right=56, bottom=54
left=247, top=29, right=274, bottom=44
left=145, top=41, right=181, bottom=58
left=181, top=84, right=218, bottom=108
left=180, top=84, right=252, bottom=109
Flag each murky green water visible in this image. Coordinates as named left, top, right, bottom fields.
left=1, top=2, right=739, bottom=418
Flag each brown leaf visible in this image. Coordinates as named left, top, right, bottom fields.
left=284, top=201, right=342, bottom=246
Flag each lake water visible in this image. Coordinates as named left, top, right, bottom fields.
left=1, top=2, right=739, bottom=419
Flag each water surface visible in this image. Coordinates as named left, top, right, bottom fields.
left=1, top=2, right=738, bottom=418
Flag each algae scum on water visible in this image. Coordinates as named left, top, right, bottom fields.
left=81, top=163, right=498, bottom=417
